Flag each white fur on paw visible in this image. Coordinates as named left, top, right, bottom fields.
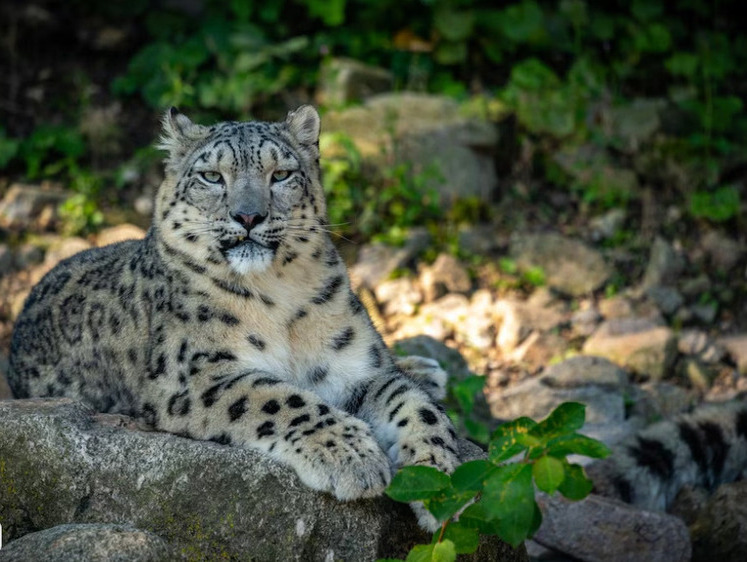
left=395, top=355, right=448, bottom=401
left=411, top=501, right=442, bottom=532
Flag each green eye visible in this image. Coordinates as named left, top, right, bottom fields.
left=272, top=170, right=291, bottom=182
left=200, top=171, right=223, bottom=184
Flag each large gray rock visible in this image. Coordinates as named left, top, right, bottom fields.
left=316, top=58, right=394, bottom=106
left=641, top=237, right=684, bottom=290
left=691, top=480, right=747, bottom=562
left=0, top=399, right=525, bottom=562
left=324, top=93, right=499, bottom=204
left=0, top=183, right=69, bottom=230
left=489, top=356, right=632, bottom=448
left=583, top=318, right=677, bottom=381
left=0, top=523, right=172, bottom=562
left=534, top=493, right=691, bottom=562
left=509, top=233, right=612, bottom=296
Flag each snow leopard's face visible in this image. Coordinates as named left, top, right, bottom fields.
left=155, top=106, right=324, bottom=276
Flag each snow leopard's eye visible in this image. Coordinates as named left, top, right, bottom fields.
left=271, top=170, right=292, bottom=182
left=200, top=171, right=224, bottom=184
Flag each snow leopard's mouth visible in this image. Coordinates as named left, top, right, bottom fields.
left=219, top=236, right=279, bottom=254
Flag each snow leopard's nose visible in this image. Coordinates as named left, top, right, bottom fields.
left=232, top=212, right=267, bottom=233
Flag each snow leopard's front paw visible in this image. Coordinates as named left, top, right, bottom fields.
left=395, top=355, right=448, bottom=401
left=286, top=412, right=392, bottom=501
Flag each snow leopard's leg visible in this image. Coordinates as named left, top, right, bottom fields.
left=351, top=369, right=461, bottom=530
left=152, top=368, right=392, bottom=501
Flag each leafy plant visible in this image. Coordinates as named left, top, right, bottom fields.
left=383, top=402, right=610, bottom=561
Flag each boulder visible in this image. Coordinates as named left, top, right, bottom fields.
left=509, top=233, right=612, bottom=296
left=419, top=253, right=472, bottom=302
left=0, top=183, right=69, bottom=230
left=0, top=399, right=525, bottom=562
left=324, top=93, right=498, bottom=204
left=316, top=58, right=394, bottom=106
left=96, top=224, right=147, bottom=247
left=0, top=243, right=12, bottom=276
left=718, top=334, right=747, bottom=375
left=641, top=237, right=684, bottom=290
left=533, top=493, right=691, bottom=562
left=489, top=356, right=629, bottom=432
left=349, top=228, right=431, bottom=289
left=0, top=523, right=173, bottom=562
left=374, top=277, right=422, bottom=317
left=691, top=480, right=747, bottom=562
left=583, top=318, right=677, bottom=381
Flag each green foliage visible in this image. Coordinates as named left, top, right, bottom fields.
left=689, top=185, right=741, bottom=222
left=319, top=132, right=444, bottom=243
left=383, top=402, right=610, bottom=560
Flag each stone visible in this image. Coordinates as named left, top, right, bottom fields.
left=553, top=145, right=640, bottom=204
left=96, top=223, right=147, bottom=247
left=680, top=274, right=711, bottom=298
left=644, top=285, right=683, bottom=316
left=43, top=237, right=93, bottom=269
left=0, top=354, right=12, bottom=399
left=324, top=93, right=498, bottom=204
left=690, top=302, right=718, bottom=324
left=509, top=233, right=612, bottom=296
left=316, top=58, right=394, bottom=106
left=678, top=329, right=725, bottom=363
left=533, top=493, right=690, bottom=562
left=0, top=183, right=69, bottom=230
left=458, top=224, right=502, bottom=256
left=699, top=230, right=744, bottom=273
left=583, top=319, right=677, bottom=381
left=607, top=98, right=665, bottom=151
left=691, top=480, right=747, bottom=562
left=374, top=277, right=422, bottom=316
left=494, top=298, right=564, bottom=354
left=488, top=356, right=628, bottom=427
left=419, top=253, right=471, bottom=302
left=0, top=399, right=525, bottom=562
left=598, top=295, right=634, bottom=319
left=570, top=305, right=602, bottom=337
left=12, top=243, right=44, bottom=269
left=0, top=243, right=11, bottom=276
left=0, top=523, right=173, bottom=561
left=588, top=208, right=626, bottom=241
left=349, top=228, right=431, bottom=289
left=641, top=237, right=684, bottom=290
left=718, top=334, right=747, bottom=374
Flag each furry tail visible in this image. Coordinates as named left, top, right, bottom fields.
left=587, top=400, right=747, bottom=511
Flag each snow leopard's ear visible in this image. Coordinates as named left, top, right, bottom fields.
left=286, top=105, right=320, bottom=156
left=158, top=107, right=210, bottom=169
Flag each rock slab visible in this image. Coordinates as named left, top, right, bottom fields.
left=534, top=493, right=691, bottom=562
left=0, top=399, right=525, bottom=562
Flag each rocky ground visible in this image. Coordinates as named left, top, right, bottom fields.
left=0, top=84, right=746, bottom=560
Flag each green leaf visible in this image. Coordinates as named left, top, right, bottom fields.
left=482, top=464, right=536, bottom=547
left=452, top=375, right=485, bottom=415
left=463, top=417, right=490, bottom=444
left=689, top=186, right=741, bottom=223
left=434, top=8, right=474, bottom=42
left=665, top=52, right=699, bottom=78
left=386, top=466, right=450, bottom=502
left=499, top=0, right=545, bottom=44
left=530, top=402, right=586, bottom=441
left=426, top=486, right=476, bottom=522
left=459, top=502, right=500, bottom=534
left=442, top=522, right=479, bottom=554
left=451, top=460, right=497, bottom=492
left=532, top=455, right=565, bottom=494
left=546, top=433, right=611, bottom=459
left=432, top=539, right=457, bottom=562
left=405, top=544, right=434, bottom=562
left=557, top=462, right=593, bottom=500
left=489, top=417, right=537, bottom=462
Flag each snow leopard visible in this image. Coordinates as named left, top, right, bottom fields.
left=8, top=106, right=459, bottom=530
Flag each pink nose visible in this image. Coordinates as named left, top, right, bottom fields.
left=232, top=212, right=265, bottom=232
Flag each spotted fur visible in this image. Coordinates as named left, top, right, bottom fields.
left=9, top=106, right=458, bottom=530
left=587, top=400, right=747, bottom=511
